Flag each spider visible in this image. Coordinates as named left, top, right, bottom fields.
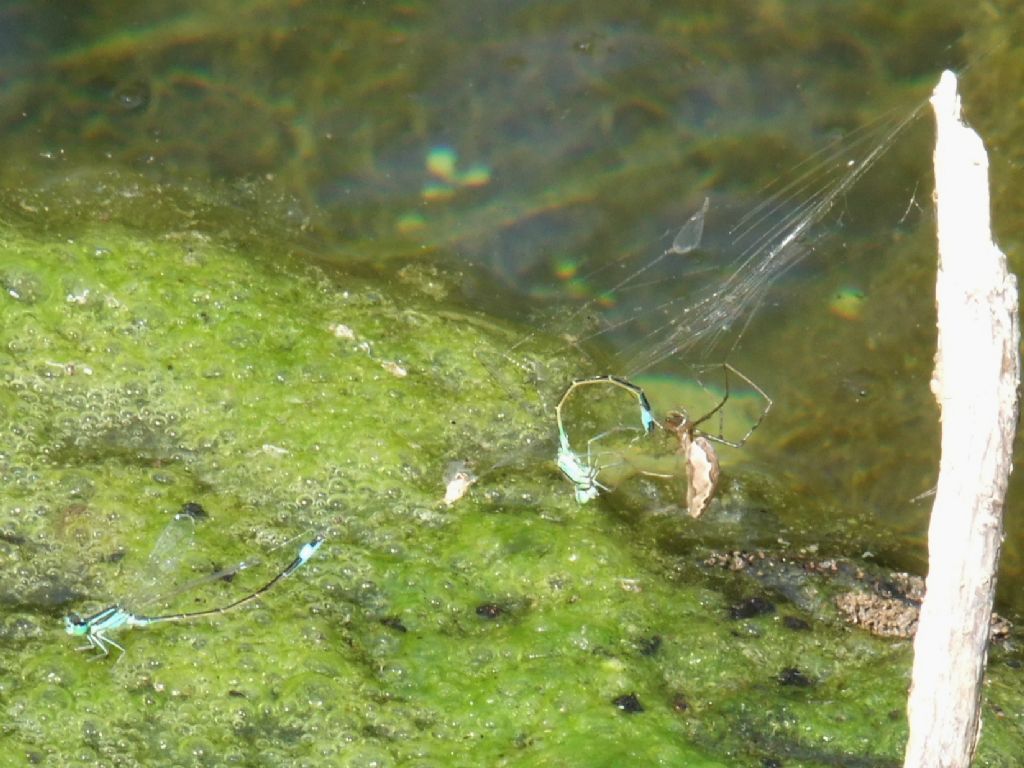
left=663, top=363, right=772, bottom=518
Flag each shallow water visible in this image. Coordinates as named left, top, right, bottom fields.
left=0, top=2, right=1022, bottom=766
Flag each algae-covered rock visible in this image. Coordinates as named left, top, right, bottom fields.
left=1, top=175, right=1021, bottom=767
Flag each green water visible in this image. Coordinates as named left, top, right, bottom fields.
left=0, top=2, right=1022, bottom=766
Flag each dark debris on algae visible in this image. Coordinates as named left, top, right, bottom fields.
left=704, top=549, right=1013, bottom=640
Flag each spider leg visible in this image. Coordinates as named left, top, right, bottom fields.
left=585, top=426, right=641, bottom=459
left=691, top=363, right=773, bottom=449
left=689, top=363, right=731, bottom=432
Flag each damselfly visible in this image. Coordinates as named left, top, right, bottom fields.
left=63, top=517, right=323, bottom=660
left=554, top=375, right=657, bottom=503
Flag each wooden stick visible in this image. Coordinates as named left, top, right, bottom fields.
left=903, top=70, right=1020, bottom=768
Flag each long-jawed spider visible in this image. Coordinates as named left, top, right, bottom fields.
left=663, top=363, right=772, bottom=517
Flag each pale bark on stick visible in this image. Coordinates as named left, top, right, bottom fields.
left=903, top=71, right=1020, bottom=768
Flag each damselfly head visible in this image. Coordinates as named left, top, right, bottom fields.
left=64, top=615, right=86, bottom=635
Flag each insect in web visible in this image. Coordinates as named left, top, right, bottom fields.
left=554, top=375, right=657, bottom=503
left=662, top=363, right=772, bottom=518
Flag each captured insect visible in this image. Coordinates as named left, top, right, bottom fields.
left=63, top=514, right=324, bottom=660
left=554, top=375, right=658, bottom=503
left=662, top=364, right=772, bottom=517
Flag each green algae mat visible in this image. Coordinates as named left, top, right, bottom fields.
left=1, top=178, right=1021, bottom=767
